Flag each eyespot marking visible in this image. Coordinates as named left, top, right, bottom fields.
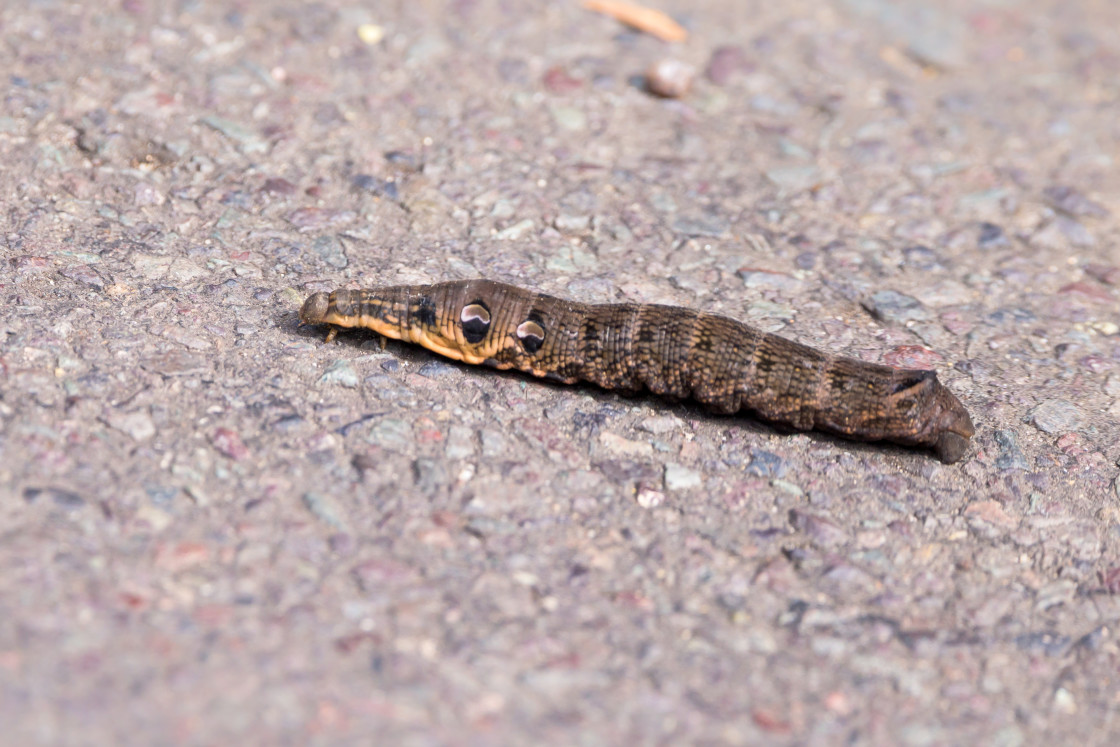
left=517, top=319, right=545, bottom=354
left=461, top=301, right=491, bottom=344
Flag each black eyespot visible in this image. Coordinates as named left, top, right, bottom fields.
left=416, top=297, right=437, bottom=327
left=460, top=301, right=491, bottom=344
left=517, top=319, right=545, bottom=354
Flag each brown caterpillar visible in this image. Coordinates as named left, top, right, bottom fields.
left=300, top=279, right=974, bottom=463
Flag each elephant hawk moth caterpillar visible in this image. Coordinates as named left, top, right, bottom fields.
left=300, top=279, right=975, bottom=463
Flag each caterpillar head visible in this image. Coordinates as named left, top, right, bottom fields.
left=299, top=291, right=331, bottom=325
left=890, top=370, right=975, bottom=463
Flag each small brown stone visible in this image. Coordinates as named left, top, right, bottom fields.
left=645, top=59, right=695, bottom=99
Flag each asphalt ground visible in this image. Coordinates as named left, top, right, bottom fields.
left=2, top=1, right=1119, bottom=744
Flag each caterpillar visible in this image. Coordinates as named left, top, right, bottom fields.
left=299, top=279, right=975, bottom=463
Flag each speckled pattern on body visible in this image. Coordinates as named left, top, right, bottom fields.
left=2, top=0, right=1120, bottom=745
left=302, top=280, right=975, bottom=462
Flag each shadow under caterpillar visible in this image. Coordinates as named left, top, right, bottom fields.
left=300, top=279, right=975, bottom=463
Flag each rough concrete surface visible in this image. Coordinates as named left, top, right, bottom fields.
left=2, top=0, right=1119, bottom=744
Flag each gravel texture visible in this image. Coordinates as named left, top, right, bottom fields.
left=2, top=1, right=1120, bottom=744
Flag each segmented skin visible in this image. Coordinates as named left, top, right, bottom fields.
left=300, top=279, right=975, bottom=463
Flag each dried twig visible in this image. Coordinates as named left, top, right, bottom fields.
left=582, top=0, right=688, bottom=43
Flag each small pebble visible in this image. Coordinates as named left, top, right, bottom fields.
left=445, top=425, right=475, bottom=460
left=745, top=301, right=795, bottom=327
left=862, top=290, right=932, bottom=324
left=363, top=373, right=412, bottom=403
left=133, top=504, right=173, bottom=532
left=1032, top=218, right=1094, bottom=250
left=384, top=149, right=419, bottom=168
left=1043, top=185, right=1109, bottom=218
left=302, top=492, right=345, bottom=529
left=881, top=345, right=943, bottom=369
left=795, top=251, right=817, bottom=270
left=201, top=115, right=268, bottom=154
left=11, top=255, right=50, bottom=275
left=549, top=106, right=586, bottom=132
left=320, top=359, right=359, bottom=388
left=746, top=450, right=785, bottom=478
left=912, top=280, right=973, bottom=307
left=494, top=218, right=536, bottom=240
left=788, top=509, right=849, bottom=549
left=901, top=245, right=942, bottom=271
left=133, top=182, right=165, bottom=206
left=306, top=431, right=339, bottom=452
left=352, top=174, right=399, bottom=201
left=311, top=235, right=349, bottom=269
left=1079, top=354, right=1110, bottom=373
left=737, top=268, right=802, bottom=293
left=413, top=458, right=448, bottom=497
left=106, top=410, right=157, bottom=442
left=635, top=487, right=665, bottom=509
left=418, top=360, right=458, bottom=378
left=977, top=222, right=1008, bottom=249
left=1053, top=687, right=1078, bottom=714
left=637, top=415, right=683, bottom=435
left=965, top=500, right=1018, bottom=531
left=1085, top=263, right=1120, bottom=286
left=554, top=214, right=591, bottom=234
left=211, top=427, right=250, bottom=460
left=271, top=414, right=304, bottom=433
left=261, top=177, right=297, bottom=195
left=367, top=419, right=413, bottom=450
left=23, top=487, right=85, bottom=510
left=328, top=533, right=355, bottom=555
left=672, top=215, right=728, bottom=237
left=986, top=307, right=1036, bottom=326
left=1055, top=217, right=1095, bottom=247
left=993, top=429, right=1029, bottom=471
left=1026, top=399, right=1084, bottom=434
left=771, top=479, right=804, bottom=497
left=480, top=429, right=505, bottom=458
left=819, top=563, right=878, bottom=597
left=542, top=66, right=583, bottom=93
left=1058, top=281, right=1112, bottom=302
left=664, top=463, right=702, bottom=490
left=599, top=432, right=654, bottom=458
left=145, top=484, right=178, bottom=506
left=646, top=59, right=695, bottom=99
left=61, top=264, right=105, bottom=289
